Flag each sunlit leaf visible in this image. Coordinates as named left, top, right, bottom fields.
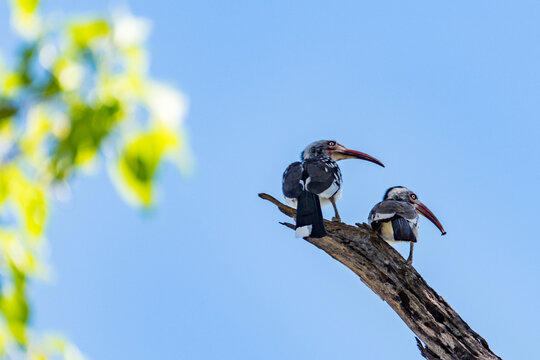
left=14, top=0, right=39, bottom=14
left=10, top=0, right=41, bottom=39
left=69, top=19, right=110, bottom=47
left=7, top=169, right=47, bottom=237
left=16, top=184, right=47, bottom=237
left=0, top=324, right=6, bottom=355
left=1, top=72, right=24, bottom=96
left=146, top=83, right=187, bottom=129
left=0, top=168, right=9, bottom=204
left=117, top=128, right=179, bottom=206
left=0, top=231, right=31, bottom=273
left=57, top=64, right=84, bottom=91
left=0, top=264, right=29, bottom=345
left=112, top=13, right=150, bottom=48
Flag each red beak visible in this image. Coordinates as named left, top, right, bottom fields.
left=416, top=202, right=446, bottom=235
left=334, top=148, right=385, bottom=167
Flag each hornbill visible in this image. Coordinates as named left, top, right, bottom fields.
left=282, top=140, right=384, bottom=238
left=368, top=186, right=446, bottom=264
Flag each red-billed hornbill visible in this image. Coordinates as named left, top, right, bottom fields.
left=282, top=140, right=384, bottom=238
left=368, top=186, right=446, bottom=264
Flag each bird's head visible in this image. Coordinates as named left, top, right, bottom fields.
left=301, top=140, right=384, bottom=167
left=383, top=186, right=446, bottom=235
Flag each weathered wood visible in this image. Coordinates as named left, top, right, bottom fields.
left=259, top=193, right=500, bottom=360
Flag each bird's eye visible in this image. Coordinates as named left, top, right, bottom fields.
left=410, top=194, right=417, bottom=200
left=328, top=141, right=336, bottom=146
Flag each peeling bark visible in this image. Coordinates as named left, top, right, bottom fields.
left=259, top=193, right=500, bottom=360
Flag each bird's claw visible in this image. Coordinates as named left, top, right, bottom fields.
left=332, top=216, right=342, bottom=222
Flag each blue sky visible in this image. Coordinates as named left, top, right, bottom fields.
left=2, top=1, right=540, bottom=359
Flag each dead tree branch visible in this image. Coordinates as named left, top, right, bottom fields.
left=259, top=193, right=500, bottom=360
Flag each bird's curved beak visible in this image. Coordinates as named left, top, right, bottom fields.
left=416, top=202, right=446, bottom=235
left=331, top=145, right=385, bottom=167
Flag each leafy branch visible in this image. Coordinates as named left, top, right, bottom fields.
left=0, top=0, right=190, bottom=357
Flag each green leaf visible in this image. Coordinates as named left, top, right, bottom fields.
left=0, top=168, right=9, bottom=204
left=14, top=44, right=37, bottom=87
left=0, top=104, right=17, bottom=122
left=52, top=101, right=121, bottom=179
left=118, top=129, right=179, bottom=206
left=0, top=264, right=29, bottom=346
left=69, top=20, right=110, bottom=47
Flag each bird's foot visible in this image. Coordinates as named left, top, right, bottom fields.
left=332, top=216, right=342, bottom=222
left=355, top=222, right=372, bottom=230
left=406, top=256, right=413, bottom=265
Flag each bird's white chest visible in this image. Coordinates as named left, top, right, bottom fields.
left=319, top=186, right=342, bottom=208
left=318, top=181, right=341, bottom=199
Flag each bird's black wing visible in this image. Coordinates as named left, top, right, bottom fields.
left=391, top=217, right=416, bottom=242
left=282, top=161, right=303, bottom=198
left=303, top=158, right=338, bottom=195
left=368, top=200, right=418, bottom=229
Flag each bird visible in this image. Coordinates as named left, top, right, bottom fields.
left=282, top=140, right=384, bottom=238
left=368, top=186, right=446, bottom=264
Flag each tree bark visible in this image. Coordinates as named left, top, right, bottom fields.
left=259, top=193, right=500, bottom=360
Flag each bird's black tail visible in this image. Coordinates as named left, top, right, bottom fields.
left=392, top=217, right=417, bottom=242
left=295, top=190, right=327, bottom=238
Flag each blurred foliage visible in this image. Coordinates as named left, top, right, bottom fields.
left=0, top=0, right=190, bottom=358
